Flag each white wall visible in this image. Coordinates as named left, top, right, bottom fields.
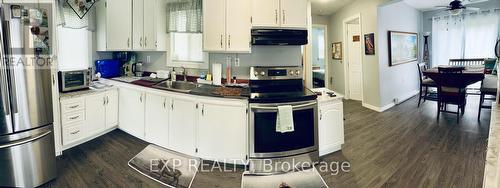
left=377, top=0, right=422, bottom=108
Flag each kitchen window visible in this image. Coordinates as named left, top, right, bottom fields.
left=167, top=0, right=207, bottom=69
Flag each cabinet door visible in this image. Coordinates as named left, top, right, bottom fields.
left=279, top=0, right=308, bottom=28
left=251, top=0, right=280, bottom=27
left=85, top=93, right=106, bottom=136
left=169, top=97, right=197, bottom=156
left=318, top=101, right=344, bottom=156
left=197, top=100, right=247, bottom=163
left=119, top=87, right=145, bottom=139
left=143, top=0, right=156, bottom=50
left=226, top=0, right=251, bottom=53
left=105, top=89, right=119, bottom=128
left=132, top=0, right=144, bottom=50
left=202, top=0, right=226, bottom=52
left=145, top=93, right=169, bottom=148
left=106, top=0, right=133, bottom=50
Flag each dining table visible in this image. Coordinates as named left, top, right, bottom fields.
left=422, top=66, right=485, bottom=88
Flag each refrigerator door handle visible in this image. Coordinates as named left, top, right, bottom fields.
left=0, top=66, right=10, bottom=116
left=0, top=130, right=51, bottom=149
left=2, top=20, right=17, bottom=114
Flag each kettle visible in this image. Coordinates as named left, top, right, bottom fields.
left=123, top=63, right=134, bottom=77
left=132, top=62, right=144, bottom=77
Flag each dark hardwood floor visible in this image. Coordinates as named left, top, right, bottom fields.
left=41, top=96, right=490, bottom=188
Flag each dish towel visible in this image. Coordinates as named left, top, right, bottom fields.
left=276, top=105, right=294, bottom=133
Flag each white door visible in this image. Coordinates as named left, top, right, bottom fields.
left=279, top=0, right=308, bottom=28
left=347, top=24, right=362, bottom=101
left=225, top=0, right=251, bottom=52
left=132, top=0, right=144, bottom=50
left=318, top=102, right=344, bottom=156
left=106, top=0, right=132, bottom=50
left=85, top=93, right=106, bottom=136
left=251, top=0, right=280, bottom=27
left=169, top=97, right=197, bottom=156
left=143, top=0, right=156, bottom=50
left=145, top=93, right=169, bottom=148
left=105, top=89, right=119, bottom=128
left=119, top=87, right=145, bottom=139
left=197, top=100, right=247, bottom=163
left=202, top=0, right=226, bottom=52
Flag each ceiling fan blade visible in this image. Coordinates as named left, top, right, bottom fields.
left=435, top=6, right=451, bottom=8
left=463, top=0, right=489, bottom=5
left=465, top=7, right=480, bottom=11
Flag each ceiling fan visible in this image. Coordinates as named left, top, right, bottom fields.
left=435, top=0, right=484, bottom=15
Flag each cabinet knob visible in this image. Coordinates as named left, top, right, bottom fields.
left=282, top=10, right=286, bottom=24
left=127, top=38, right=130, bottom=47
left=228, top=35, right=231, bottom=48
left=220, top=35, right=223, bottom=48
left=145, top=37, right=147, bottom=47
left=275, top=9, right=278, bottom=24
left=140, top=37, right=143, bottom=47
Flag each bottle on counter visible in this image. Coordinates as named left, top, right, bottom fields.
left=171, top=70, right=177, bottom=81
left=226, top=61, right=231, bottom=85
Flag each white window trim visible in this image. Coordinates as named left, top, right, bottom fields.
left=167, top=33, right=209, bottom=69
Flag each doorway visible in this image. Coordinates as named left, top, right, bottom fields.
left=343, top=15, right=363, bottom=101
left=312, top=25, right=328, bottom=88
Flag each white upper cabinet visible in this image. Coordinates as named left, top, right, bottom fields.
left=97, top=0, right=166, bottom=51
left=203, top=0, right=226, bottom=52
left=119, top=87, right=145, bottom=139
left=251, top=0, right=308, bottom=29
left=132, top=0, right=144, bottom=50
left=203, top=0, right=251, bottom=53
left=226, top=0, right=251, bottom=52
left=144, top=92, right=169, bottom=149
left=105, top=0, right=133, bottom=51
left=251, top=0, right=281, bottom=27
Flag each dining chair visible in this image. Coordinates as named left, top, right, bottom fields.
left=436, top=67, right=467, bottom=123
left=417, top=63, right=437, bottom=107
left=449, top=58, right=486, bottom=95
left=478, top=74, right=498, bottom=121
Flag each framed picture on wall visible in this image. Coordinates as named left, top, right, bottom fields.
left=364, top=33, right=375, bottom=55
left=332, top=42, right=342, bottom=60
left=388, top=31, right=418, bottom=66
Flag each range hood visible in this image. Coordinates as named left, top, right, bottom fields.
left=251, top=29, right=308, bottom=46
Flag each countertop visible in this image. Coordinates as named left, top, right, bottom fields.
left=484, top=103, right=500, bottom=188
left=311, top=88, right=344, bottom=104
left=59, top=86, right=117, bottom=100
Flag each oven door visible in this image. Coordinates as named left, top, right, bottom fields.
left=249, top=100, right=318, bottom=158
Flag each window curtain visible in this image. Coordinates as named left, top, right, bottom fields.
left=431, top=9, right=500, bottom=67
left=56, top=0, right=96, bottom=31
left=167, top=0, right=202, bottom=33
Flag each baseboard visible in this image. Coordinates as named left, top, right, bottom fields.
left=362, top=90, right=419, bottom=112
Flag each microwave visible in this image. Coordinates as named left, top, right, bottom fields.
left=58, top=69, right=91, bottom=92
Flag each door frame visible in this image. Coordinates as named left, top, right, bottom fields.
left=312, top=24, right=329, bottom=88
left=342, top=13, right=364, bottom=101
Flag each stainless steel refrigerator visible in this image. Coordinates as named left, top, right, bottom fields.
left=0, top=3, right=56, bottom=187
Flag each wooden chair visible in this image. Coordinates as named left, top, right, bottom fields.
left=449, top=59, right=486, bottom=95
left=417, top=63, right=437, bottom=107
left=478, top=74, right=498, bottom=121
left=436, top=67, right=467, bottom=123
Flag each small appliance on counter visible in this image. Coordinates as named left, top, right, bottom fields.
left=58, top=69, right=91, bottom=92
left=95, top=59, right=121, bottom=78
left=133, top=61, right=144, bottom=77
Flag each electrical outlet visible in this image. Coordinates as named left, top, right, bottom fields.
left=147, top=56, right=151, bottom=63
left=235, top=58, right=240, bottom=67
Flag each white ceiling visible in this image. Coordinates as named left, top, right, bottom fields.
left=403, top=0, right=490, bottom=11
left=310, top=0, right=353, bottom=16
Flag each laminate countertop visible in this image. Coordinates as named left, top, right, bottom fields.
left=484, top=103, right=500, bottom=188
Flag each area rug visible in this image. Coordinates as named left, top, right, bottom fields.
left=241, top=167, right=328, bottom=188
left=128, top=144, right=200, bottom=188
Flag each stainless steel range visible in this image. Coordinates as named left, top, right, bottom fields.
left=248, top=66, right=319, bottom=174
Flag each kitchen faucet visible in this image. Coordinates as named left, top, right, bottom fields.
left=181, top=66, right=187, bottom=81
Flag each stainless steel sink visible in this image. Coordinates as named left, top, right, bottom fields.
left=153, top=81, right=198, bottom=93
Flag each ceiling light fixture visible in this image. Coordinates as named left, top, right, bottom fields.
left=450, top=8, right=463, bottom=15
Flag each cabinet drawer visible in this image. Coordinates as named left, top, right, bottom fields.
left=61, top=99, right=85, bottom=114
left=62, top=123, right=84, bottom=145
left=61, top=111, right=85, bottom=126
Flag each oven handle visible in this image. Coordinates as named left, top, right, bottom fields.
left=251, top=102, right=317, bottom=110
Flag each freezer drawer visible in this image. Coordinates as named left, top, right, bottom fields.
left=0, top=128, right=57, bottom=187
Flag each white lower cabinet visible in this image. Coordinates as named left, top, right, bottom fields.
left=60, top=89, right=119, bottom=148
left=197, top=99, right=248, bottom=164
left=318, top=100, right=345, bottom=156
left=144, top=92, right=170, bottom=148
left=119, top=87, right=146, bottom=139
left=169, top=95, right=198, bottom=156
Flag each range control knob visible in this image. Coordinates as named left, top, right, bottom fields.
left=254, top=71, right=259, bottom=76
left=260, top=71, right=266, bottom=76
left=289, top=70, right=295, bottom=75
left=295, top=70, right=300, bottom=75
